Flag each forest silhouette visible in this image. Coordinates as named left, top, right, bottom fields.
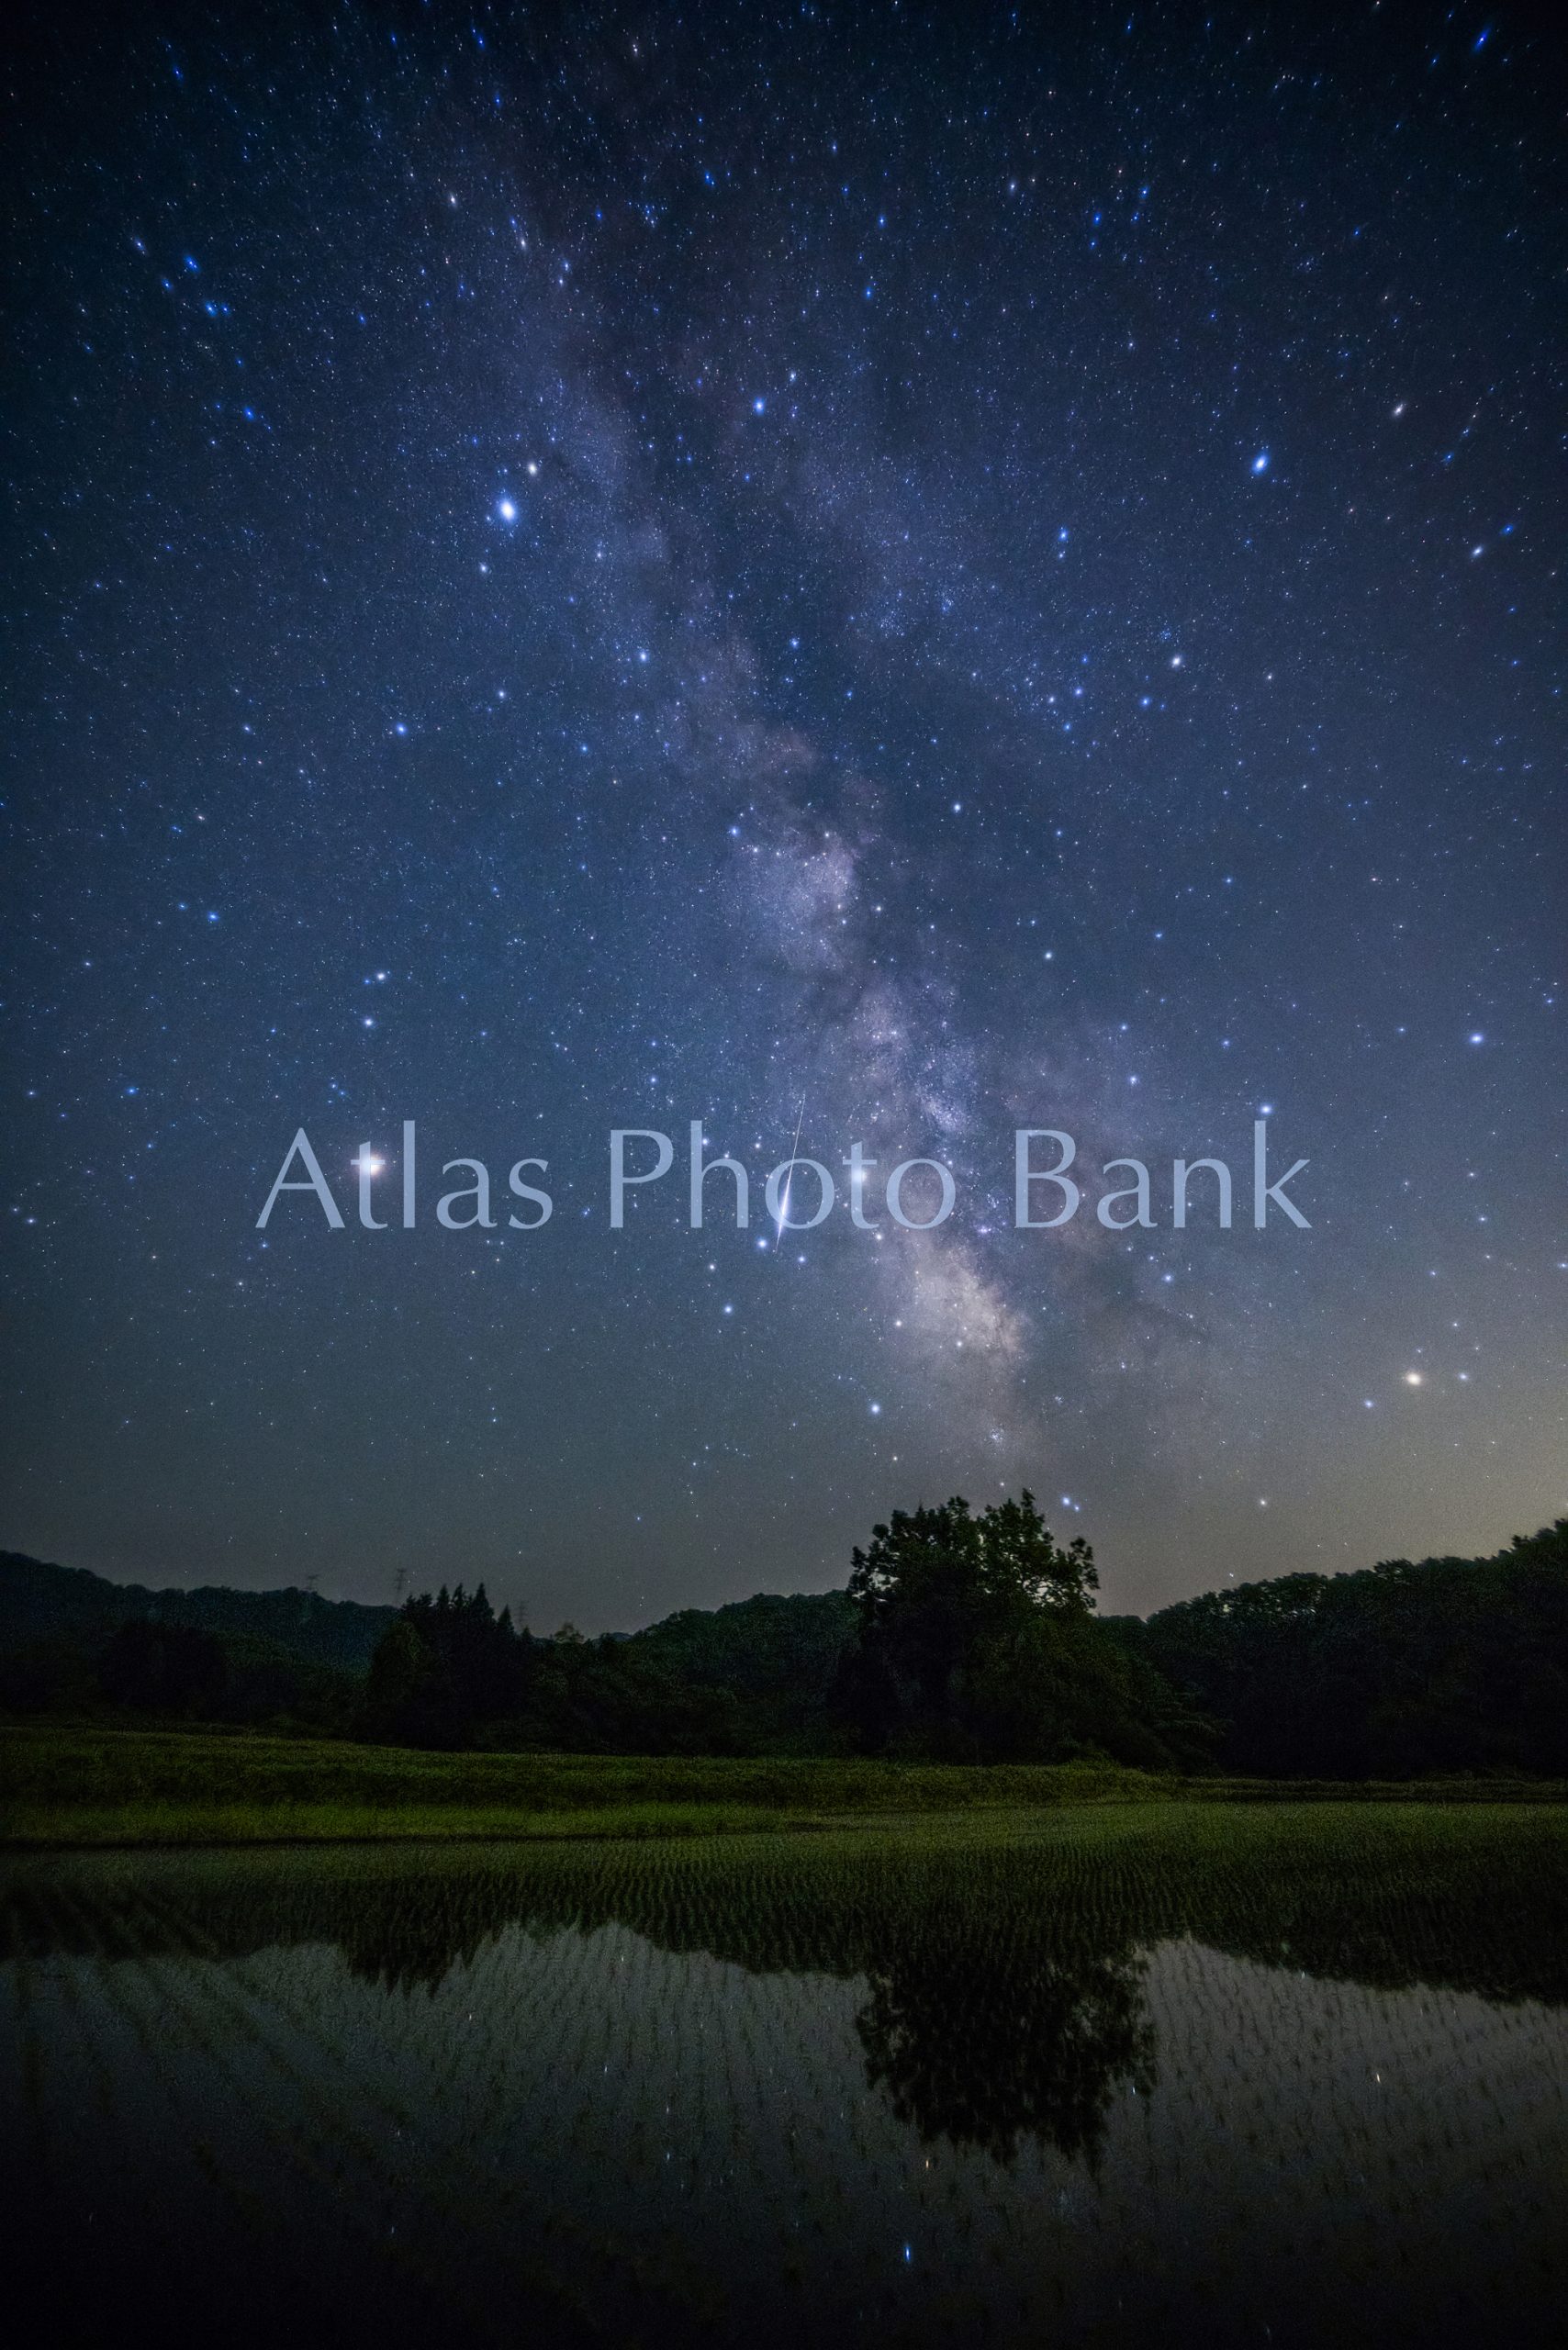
left=3, top=1505, right=1566, bottom=1781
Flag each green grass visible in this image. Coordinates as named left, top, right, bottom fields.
left=0, top=1725, right=1180, bottom=1845
left=4, top=1723, right=1565, bottom=1847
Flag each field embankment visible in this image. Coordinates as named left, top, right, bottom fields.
left=3, top=1724, right=1565, bottom=1847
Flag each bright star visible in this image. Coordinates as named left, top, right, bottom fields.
left=497, top=497, right=518, bottom=523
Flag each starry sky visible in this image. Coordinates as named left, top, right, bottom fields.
left=4, top=0, right=1564, bottom=1628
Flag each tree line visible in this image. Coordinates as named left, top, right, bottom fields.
left=5, top=1505, right=1565, bottom=1778
left=1113, top=1518, right=1568, bottom=1778
left=356, top=1493, right=1210, bottom=1765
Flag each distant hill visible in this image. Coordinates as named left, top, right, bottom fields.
left=0, top=1551, right=396, bottom=1673
left=0, top=1555, right=853, bottom=1688
left=623, top=1590, right=856, bottom=1738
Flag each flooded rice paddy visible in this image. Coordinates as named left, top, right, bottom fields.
left=4, top=1802, right=1566, bottom=2346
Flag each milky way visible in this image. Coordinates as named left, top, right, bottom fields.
left=4, top=3, right=1563, bottom=1624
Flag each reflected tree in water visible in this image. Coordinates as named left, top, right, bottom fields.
left=857, top=1919, right=1154, bottom=2165
left=6, top=1808, right=1568, bottom=2181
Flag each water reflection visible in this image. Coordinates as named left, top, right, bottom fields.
left=6, top=1806, right=1565, bottom=2166
left=858, top=1932, right=1154, bottom=2165
left=3, top=1807, right=1567, bottom=2345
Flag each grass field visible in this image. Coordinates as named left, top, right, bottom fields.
left=4, top=1722, right=1565, bottom=1846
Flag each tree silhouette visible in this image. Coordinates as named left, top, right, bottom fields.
left=838, top=1490, right=1185, bottom=1763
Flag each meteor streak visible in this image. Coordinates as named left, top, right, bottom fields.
left=774, top=1091, right=808, bottom=1247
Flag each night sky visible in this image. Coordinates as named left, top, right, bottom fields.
left=4, top=1, right=1563, bottom=1629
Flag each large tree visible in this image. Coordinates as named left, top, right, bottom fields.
left=838, top=1491, right=1185, bottom=1764
left=847, top=1492, right=1094, bottom=1711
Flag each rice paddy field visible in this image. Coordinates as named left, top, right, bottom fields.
left=4, top=1801, right=1567, bottom=2346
